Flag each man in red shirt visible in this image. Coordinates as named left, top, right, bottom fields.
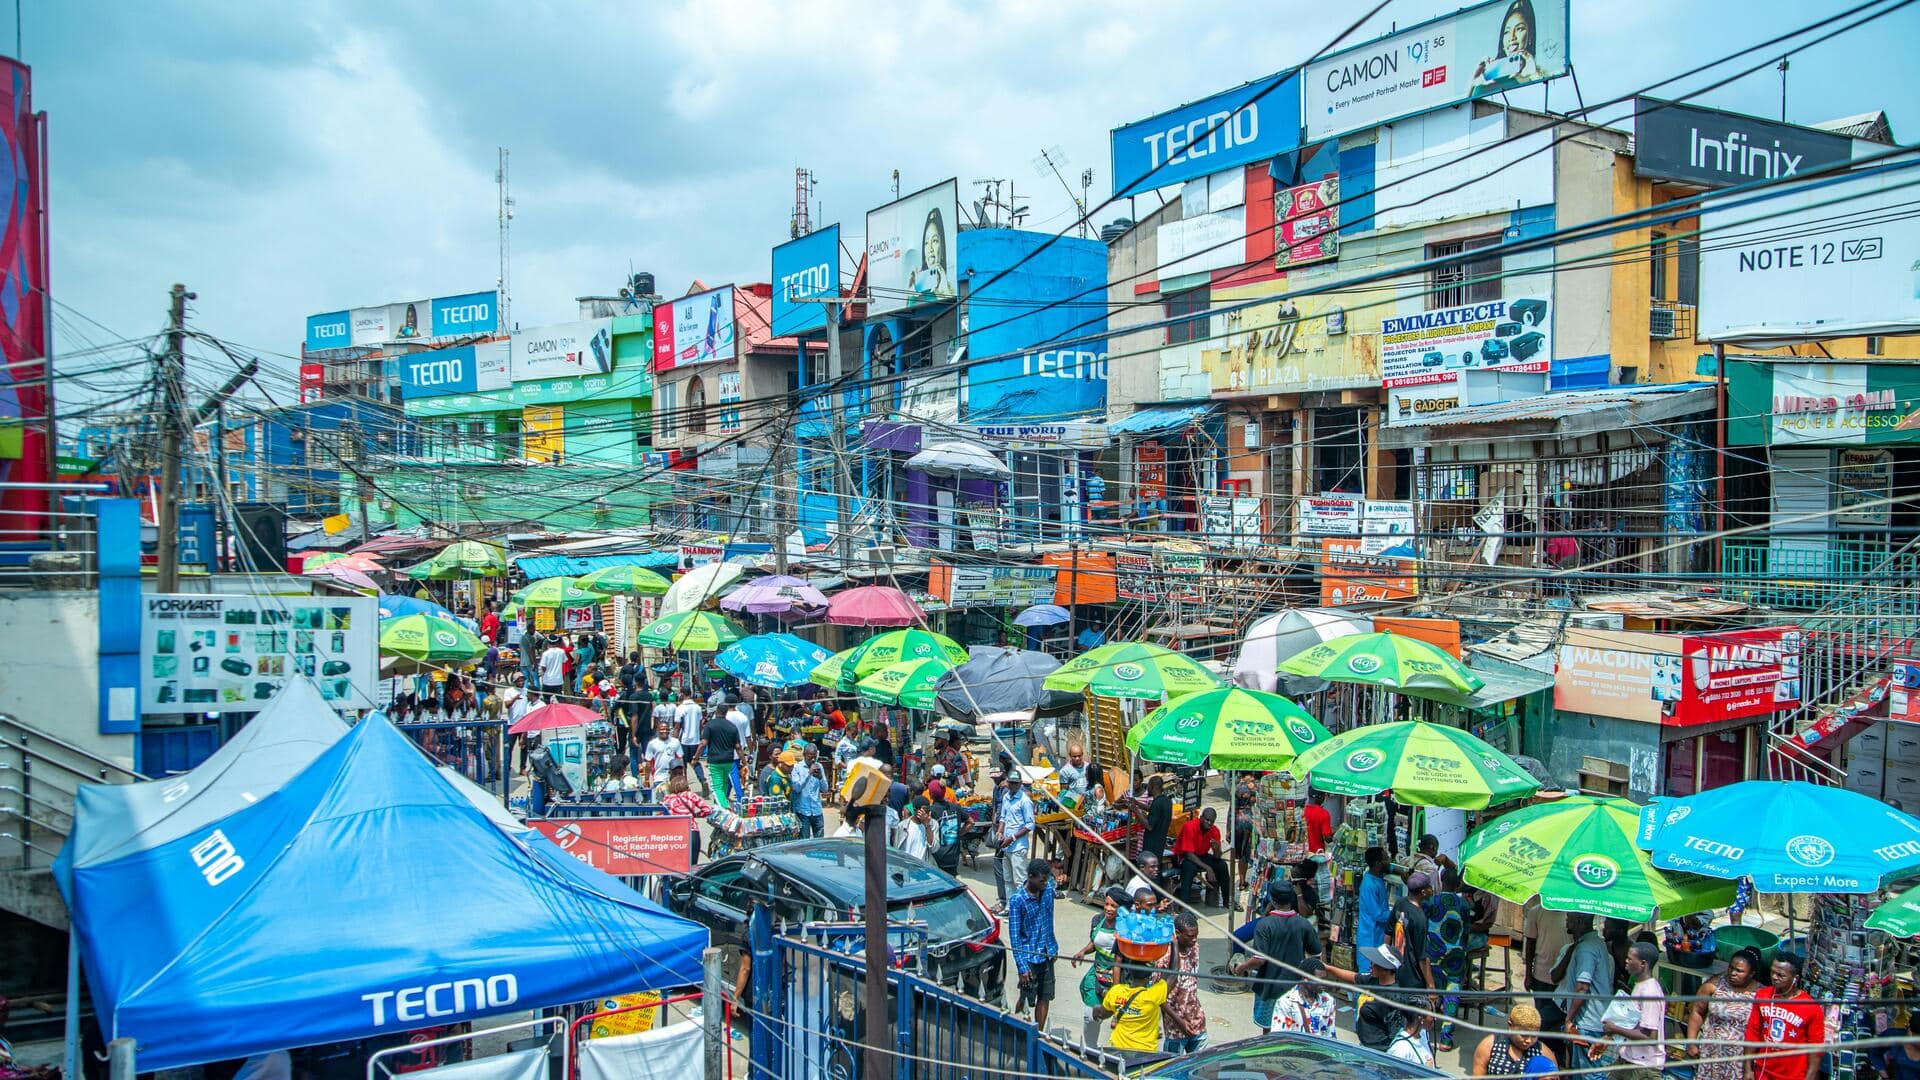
left=1302, top=789, right=1334, bottom=853
left=479, top=602, right=501, bottom=649
left=1744, top=953, right=1824, bottom=1080
left=1172, top=807, right=1232, bottom=908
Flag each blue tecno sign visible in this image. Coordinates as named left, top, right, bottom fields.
left=305, top=311, right=351, bottom=352
left=431, top=291, right=499, bottom=338
left=770, top=225, right=839, bottom=338
left=1110, top=71, right=1303, bottom=195
left=399, top=344, right=477, bottom=398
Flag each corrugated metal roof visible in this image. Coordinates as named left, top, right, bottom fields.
left=1379, top=384, right=1716, bottom=449
left=514, top=552, right=679, bottom=579
left=1108, top=402, right=1215, bottom=435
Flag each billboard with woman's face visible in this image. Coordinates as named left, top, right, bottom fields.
left=866, top=179, right=959, bottom=316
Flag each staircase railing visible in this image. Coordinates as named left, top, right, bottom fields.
left=0, top=713, right=144, bottom=871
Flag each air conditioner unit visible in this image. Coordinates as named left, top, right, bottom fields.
left=1648, top=307, right=1678, bottom=339
left=865, top=545, right=896, bottom=571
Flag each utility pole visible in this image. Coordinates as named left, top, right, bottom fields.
left=155, top=284, right=191, bottom=593
left=771, top=417, right=792, bottom=575
left=826, top=300, right=859, bottom=569
left=186, top=360, right=257, bottom=575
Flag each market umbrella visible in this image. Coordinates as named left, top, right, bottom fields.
left=1012, top=604, right=1071, bottom=627
left=1460, top=795, right=1738, bottom=921
left=1637, top=780, right=1920, bottom=892
left=1277, top=630, right=1484, bottom=695
left=825, top=585, right=925, bottom=627
left=856, top=657, right=956, bottom=710
left=1233, top=608, right=1372, bottom=693
left=1042, top=641, right=1226, bottom=701
left=377, top=594, right=455, bottom=622
left=508, top=702, right=602, bottom=735
left=307, top=564, right=381, bottom=592
left=1124, top=688, right=1331, bottom=770
left=934, top=647, right=1071, bottom=720
left=303, top=552, right=347, bottom=570
left=808, top=646, right=860, bottom=692
left=1864, top=881, right=1920, bottom=937
left=574, top=564, right=671, bottom=597
left=378, top=614, right=486, bottom=663
left=634, top=610, right=746, bottom=652
left=715, top=633, right=833, bottom=689
left=1290, top=720, right=1540, bottom=809
left=808, top=629, right=970, bottom=692
left=660, top=561, right=747, bottom=616
left=515, top=576, right=607, bottom=610
left=401, top=540, right=507, bottom=579
left=305, top=552, right=384, bottom=575
left=719, top=574, right=830, bottom=617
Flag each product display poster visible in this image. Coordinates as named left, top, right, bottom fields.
left=1305, top=0, right=1570, bottom=140
left=510, top=317, right=615, bottom=382
left=142, top=594, right=378, bottom=713
left=865, top=179, right=959, bottom=317
left=1379, top=295, right=1551, bottom=387
left=652, top=285, right=737, bottom=372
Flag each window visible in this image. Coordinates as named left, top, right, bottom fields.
left=1165, top=286, right=1211, bottom=345
left=1313, top=407, right=1366, bottom=494
left=1677, top=237, right=1700, bottom=306
left=1426, top=235, right=1502, bottom=309
left=685, top=376, right=708, bottom=435
left=1650, top=232, right=1668, bottom=300
left=1868, top=336, right=1886, bottom=356
left=655, top=382, right=678, bottom=439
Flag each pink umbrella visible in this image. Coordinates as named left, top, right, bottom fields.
left=508, top=702, right=601, bottom=735
left=308, top=564, right=380, bottom=592
left=327, top=552, right=387, bottom=574
left=720, top=574, right=830, bottom=617
left=825, top=585, right=925, bottom=627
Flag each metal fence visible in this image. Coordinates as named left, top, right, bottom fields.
left=394, top=719, right=507, bottom=796
left=748, top=908, right=1116, bottom=1080
left=1721, top=537, right=1920, bottom=614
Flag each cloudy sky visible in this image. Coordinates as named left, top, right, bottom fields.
left=25, top=0, right=1917, bottom=389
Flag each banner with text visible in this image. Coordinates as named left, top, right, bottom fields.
left=512, top=318, right=614, bottom=383
left=653, top=285, right=737, bottom=372
left=141, top=594, right=378, bottom=714
left=1111, top=72, right=1303, bottom=195
left=1380, top=295, right=1550, bottom=387
left=866, top=180, right=960, bottom=317
left=771, top=226, right=840, bottom=337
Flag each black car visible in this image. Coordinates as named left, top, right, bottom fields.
left=1135, top=1032, right=1447, bottom=1079
left=664, top=837, right=1006, bottom=1002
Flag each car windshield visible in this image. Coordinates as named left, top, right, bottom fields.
left=888, top=888, right=987, bottom=945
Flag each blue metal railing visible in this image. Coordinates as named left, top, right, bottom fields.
left=749, top=907, right=1116, bottom=1079
left=1721, top=537, right=1920, bottom=613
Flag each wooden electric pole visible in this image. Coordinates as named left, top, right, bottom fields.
left=155, top=284, right=192, bottom=592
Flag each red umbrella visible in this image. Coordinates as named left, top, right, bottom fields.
left=508, top=702, right=601, bottom=734
left=825, top=585, right=925, bottom=627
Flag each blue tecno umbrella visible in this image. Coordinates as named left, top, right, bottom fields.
left=1637, top=780, right=1920, bottom=893
left=1013, top=604, right=1071, bottom=627
left=715, top=632, right=834, bottom=689
left=376, top=593, right=455, bottom=621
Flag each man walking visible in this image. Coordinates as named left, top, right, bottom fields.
left=1557, top=912, right=1615, bottom=1080
left=1160, top=912, right=1208, bottom=1053
left=1232, top=880, right=1322, bottom=1030
left=700, top=705, right=741, bottom=809
left=1009, top=860, right=1065, bottom=1029
left=1605, top=941, right=1667, bottom=1080
left=537, top=635, right=567, bottom=696
left=993, top=772, right=1035, bottom=914
left=675, top=692, right=708, bottom=796
left=790, top=745, right=825, bottom=838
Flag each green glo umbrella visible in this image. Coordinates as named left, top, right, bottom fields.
left=1043, top=641, right=1225, bottom=701
left=634, top=610, right=745, bottom=651
left=856, top=657, right=955, bottom=710
left=576, top=564, right=671, bottom=597
left=403, top=540, right=507, bottom=580
left=1865, top=881, right=1920, bottom=937
left=808, top=646, right=860, bottom=691
left=1125, top=688, right=1331, bottom=770
left=1461, top=795, right=1738, bottom=921
left=304, top=552, right=345, bottom=570
left=1291, top=720, right=1541, bottom=808
left=846, top=628, right=968, bottom=670
left=515, top=576, right=606, bottom=609
left=1277, top=630, right=1483, bottom=694
left=379, top=613, right=486, bottom=663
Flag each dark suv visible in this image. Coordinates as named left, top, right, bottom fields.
left=665, top=837, right=1006, bottom=1003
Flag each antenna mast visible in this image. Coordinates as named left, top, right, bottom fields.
left=791, top=167, right=816, bottom=238
left=496, top=147, right=514, bottom=330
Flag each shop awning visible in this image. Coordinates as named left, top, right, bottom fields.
left=1108, top=402, right=1216, bottom=436
left=1403, top=655, right=1557, bottom=708
left=515, top=551, right=680, bottom=579
left=1378, top=384, right=1716, bottom=449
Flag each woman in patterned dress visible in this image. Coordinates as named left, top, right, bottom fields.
left=1688, top=947, right=1764, bottom=1080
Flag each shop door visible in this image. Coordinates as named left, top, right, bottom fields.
left=1769, top=448, right=1832, bottom=580
left=934, top=487, right=956, bottom=551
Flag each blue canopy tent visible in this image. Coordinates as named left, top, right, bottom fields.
left=66, top=714, right=708, bottom=1071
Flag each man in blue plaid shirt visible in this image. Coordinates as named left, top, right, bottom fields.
left=1009, top=859, right=1066, bottom=1028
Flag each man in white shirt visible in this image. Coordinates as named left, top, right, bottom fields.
left=642, top=719, right=685, bottom=790
left=1604, top=941, right=1667, bottom=1080
left=538, top=641, right=567, bottom=693
left=896, top=801, right=931, bottom=860
left=726, top=701, right=752, bottom=748
left=675, top=693, right=708, bottom=794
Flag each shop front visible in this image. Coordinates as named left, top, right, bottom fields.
left=1108, top=403, right=1221, bottom=533
left=860, top=419, right=1106, bottom=548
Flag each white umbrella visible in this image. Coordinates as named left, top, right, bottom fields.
left=905, top=438, right=1012, bottom=479
left=660, top=561, right=748, bottom=616
left=1232, top=608, right=1372, bottom=692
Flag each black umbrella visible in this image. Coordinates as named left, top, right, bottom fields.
left=934, top=647, right=1077, bottom=720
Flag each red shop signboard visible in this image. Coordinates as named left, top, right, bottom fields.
left=529, top=815, right=694, bottom=876
left=1670, top=626, right=1803, bottom=726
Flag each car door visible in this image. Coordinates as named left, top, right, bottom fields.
left=685, top=859, right=753, bottom=948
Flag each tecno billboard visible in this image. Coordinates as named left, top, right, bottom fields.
left=510, top=318, right=614, bottom=382
left=1699, top=161, right=1920, bottom=344
left=866, top=180, right=960, bottom=317
left=770, top=226, right=840, bottom=337
left=1109, top=71, right=1303, bottom=195
left=1632, top=98, right=1851, bottom=188
left=652, top=285, right=737, bottom=372
left=399, top=342, right=509, bottom=399
left=1305, top=0, right=1570, bottom=141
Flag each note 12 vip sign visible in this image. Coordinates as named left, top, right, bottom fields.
left=1110, top=71, right=1302, bottom=196
left=771, top=225, right=840, bottom=337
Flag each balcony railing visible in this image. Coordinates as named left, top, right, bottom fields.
left=1721, top=536, right=1920, bottom=616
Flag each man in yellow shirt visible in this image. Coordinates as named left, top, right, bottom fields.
left=1095, top=961, right=1169, bottom=1066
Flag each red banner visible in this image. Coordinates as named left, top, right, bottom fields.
left=0, top=59, right=49, bottom=533
left=1274, top=175, right=1339, bottom=269
left=299, top=362, right=325, bottom=403
left=1672, top=626, right=1803, bottom=726
left=529, top=816, right=693, bottom=876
